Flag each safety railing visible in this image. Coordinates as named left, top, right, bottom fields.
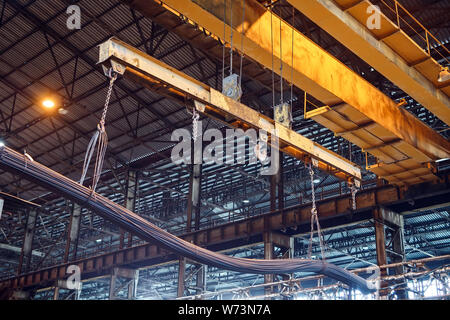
left=377, top=0, right=449, bottom=65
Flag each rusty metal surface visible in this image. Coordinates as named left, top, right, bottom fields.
left=122, top=0, right=450, bottom=187
left=288, top=0, right=450, bottom=126
left=99, top=38, right=363, bottom=183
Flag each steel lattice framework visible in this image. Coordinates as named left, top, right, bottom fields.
left=0, top=0, right=449, bottom=300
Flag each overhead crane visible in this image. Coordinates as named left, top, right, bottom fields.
left=98, top=38, right=362, bottom=184
left=121, top=0, right=450, bottom=186
left=287, top=0, right=450, bottom=126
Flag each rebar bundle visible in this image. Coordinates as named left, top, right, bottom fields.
left=0, top=146, right=374, bottom=294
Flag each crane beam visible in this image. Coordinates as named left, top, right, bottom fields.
left=99, top=38, right=362, bottom=183
left=287, top=0, right=450, bottom=126
left=121, top=0, right=450, bottom=185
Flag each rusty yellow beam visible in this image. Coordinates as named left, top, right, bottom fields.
left=99, top=38, right=362, bottom=183
left=121, top=0, right=450, bottom=186
left=287, top=0, right=450, bottom=126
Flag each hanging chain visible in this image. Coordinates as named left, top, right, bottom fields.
left=222, top=0, right=226, bottom=84
left=192, top=108, right=200, bottom=142
left=279, top=4, right=283, bottom=105
left=239, top=0, right=245, bottom=100
left=99, top=71, right=118, bottom=130
left=351, top=183, right=358, bottom=210
left=229, top=0, right=233, bottom=77
left=79, top=69, right=117, bottom=191
left=290, top=6, right=294, bottom=127
left=270, top=4, right=275, bottom=110
left=308, top=163, right=326, bottom=261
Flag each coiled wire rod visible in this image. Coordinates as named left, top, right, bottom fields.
left=0, top=146, right=374, bottom=294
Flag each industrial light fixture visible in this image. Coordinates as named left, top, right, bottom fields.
left=42, top=98, right=69, bottom=115
left=243, top=199, right=250, bottom=204
left=58, top=107, right=68, bottom=115
left=0, top=141, right=4, bottom=147
left=42, top=98, right=55, bottom=109
left=96, top=238, right=102, bottom=243
left=313, top=178, right=321, bottom=184
left=438, top=67, right=450, bottom=83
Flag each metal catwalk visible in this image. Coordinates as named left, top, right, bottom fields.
left=0, top=146, right=374, bottom=294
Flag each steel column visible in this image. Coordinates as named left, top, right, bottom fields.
left=263, top=231, right=274, bottom=298
left=195, top=264, right=206, bottom=296
left=120, top=170, right=138, bottom=248
left=64, top=203, right=81, bottom=263
left=53, top=286, right=60, bottom=300
left=17, top=208, right=38, bottom=275
left=382, top=208, right=407, bottom=299
left=177, top=257, right=186, bottom=298
left=373, top=207, right=388, bottom=298
left=109, top=267, right=138, bottom=300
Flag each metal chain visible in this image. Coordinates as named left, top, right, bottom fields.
left=279, top=4, right=283, bottom=105
left=351, top=183, right=358, bottom=210
left=239, top=0, right=245, bottom=100
left=99, top=72, right=118, bottom=129
left=192, top=108, right=200, bottom=142
left=80, top=69, right=117, bottom=190
left=229, top=0, right=233, bottom=77
left=222, top=0, right=226, bottom=85
left=308, top=164, right=326, bottom=261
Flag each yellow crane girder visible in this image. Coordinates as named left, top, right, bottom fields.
left=121, top=0, right=450, bottom=186
left=98, top=38, right=362, bottom=183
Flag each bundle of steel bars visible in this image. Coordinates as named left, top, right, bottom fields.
left=0, top=146, right=374, bottom=294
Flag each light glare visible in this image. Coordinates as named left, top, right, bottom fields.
left=42, top=99, right=55, bottom=108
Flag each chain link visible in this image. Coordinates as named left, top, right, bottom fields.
left=351, top=183, right=358, bottom=210
left=192, top=108, right=200, bottom=142
left=80, top=69, right=117, bottom=191
left=308, top=164, right=325, bottom=261
left=99, top=72, right=118, bottom=129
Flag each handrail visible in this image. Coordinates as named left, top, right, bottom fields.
left=378, top=0, right=449, bottom=65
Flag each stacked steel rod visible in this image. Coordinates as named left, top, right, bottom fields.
left=0, top=146, right=374, bottom=294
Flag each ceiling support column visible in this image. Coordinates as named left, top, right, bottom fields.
left=382, top=208, right=407, bottom=300
left=195, top=264, right=206, bottom=296
left=373, top=207, right=389, bottom=299
left=263, top=231, right=274, bottom=299
left=109, top=267, right=138, bottom=300
left=64, top=203, right=81, bottom=263
left=177, top=256, right=186, bottom=298
left=17, top=208, right=38, bottom=275
left=120, top=170, right=138, bottom=248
